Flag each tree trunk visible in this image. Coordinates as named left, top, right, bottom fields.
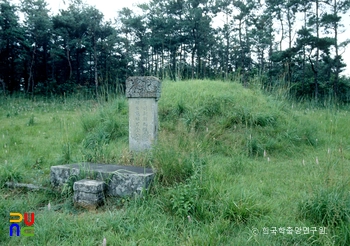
left=191, top=46, right=195, bottom=79
left=94, top=35, right=98, bottom=96
left=302, top=4, right=307, bottom=92
left=315, top=0, right=319, bottom=101
left=171, top=48, right=177, bottom=81
left=279, top=16, right=284, bottom=52
left=333, top=0, right=339, bottom=97
left=287, top=5, right=292, bottom=84
left=239, top=18, right=244, bottom=69
left=0, top=79, right=5, bottom=96
left=66, top=46, right=72, bottom=80
left=27, top=46, right=36, bottom=93
left=225, top=13, right=229, bottom=80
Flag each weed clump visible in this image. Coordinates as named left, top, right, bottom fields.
left=222, top=196, right=268, bottom=224
left=0, top=163, right=23, bottom=187
left=27, top=114, right=35, bottom=126
left=167, top=175, right=201, bottom=217
left=153, top=145, right=205, bottom=186
left=80, top=98, right=128, bottom=162
left=298, top=185, right=350, bottom=227
left=298, top=184, right=350, bottom=244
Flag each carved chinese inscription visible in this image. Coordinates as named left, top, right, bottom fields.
left=126, top=77, right=161, bottom=152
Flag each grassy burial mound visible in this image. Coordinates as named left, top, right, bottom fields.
left=1, top=80, right=350, bottom=245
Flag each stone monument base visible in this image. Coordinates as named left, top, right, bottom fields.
left=50, top=163, right=154, bottom=197
left=73, top=179, right=105, bottom=209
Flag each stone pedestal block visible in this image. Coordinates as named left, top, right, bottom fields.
left=73, top=179, right=105, bottom=209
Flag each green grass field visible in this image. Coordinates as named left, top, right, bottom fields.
left=1, top=80, right=350, bottom=245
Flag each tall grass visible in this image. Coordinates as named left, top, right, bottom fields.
left=79, top=98, right=128, bottom=163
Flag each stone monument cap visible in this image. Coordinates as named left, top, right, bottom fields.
left=126, top=76, right=161, bottom=100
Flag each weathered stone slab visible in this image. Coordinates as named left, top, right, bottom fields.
left=128, top=98, right=158, bottom=152
left=5, top=182, right=49, bottom=191
left=50, top=163, right=154, bottom=197
left=126, top=76, right=161, bottom=100
left=126, top=76, right=161, bottom=152
left=73, top=179, right=105, bottom=209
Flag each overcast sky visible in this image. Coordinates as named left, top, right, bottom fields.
left=47, top=0, right=144, bottom=20
left=13, top=0, right=350, bottom=76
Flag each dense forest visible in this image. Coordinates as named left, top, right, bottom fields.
left=1, top=0, right=350, bottom=101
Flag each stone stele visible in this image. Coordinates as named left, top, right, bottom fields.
left=126, top=76, right=161, bottom=152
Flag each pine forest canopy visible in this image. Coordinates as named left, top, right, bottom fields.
left=1, top=0, right=350, bottom=101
